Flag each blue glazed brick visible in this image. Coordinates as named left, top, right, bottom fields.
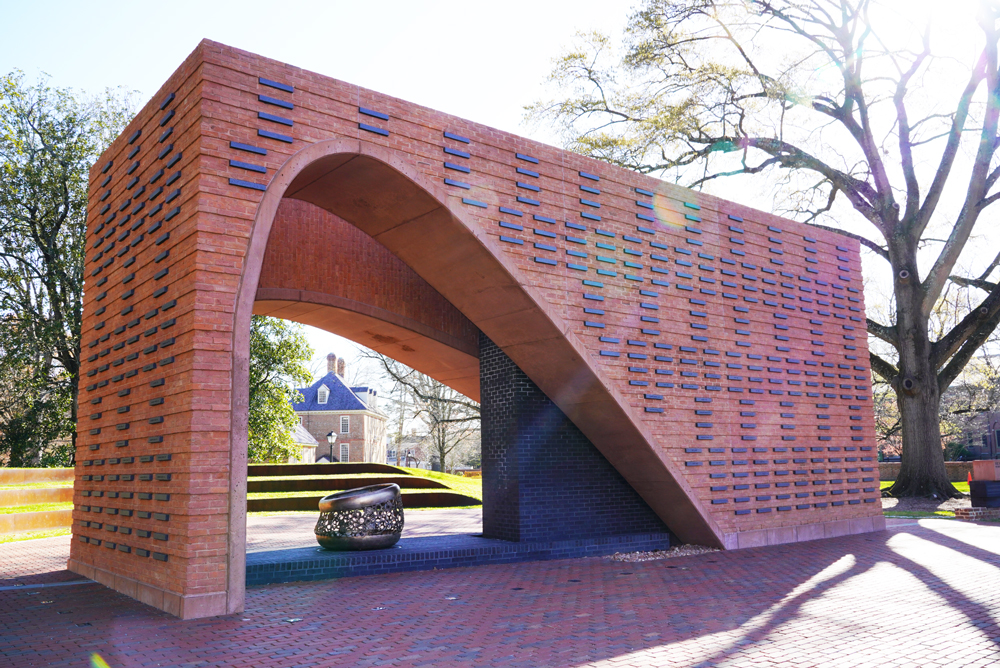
left=479, top=334, right=671, bottom=543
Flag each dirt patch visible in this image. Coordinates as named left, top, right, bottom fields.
left=881, top=494, right=970, bottom=513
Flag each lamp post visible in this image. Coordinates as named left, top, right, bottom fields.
left=327, top=431, right=337, bottom=462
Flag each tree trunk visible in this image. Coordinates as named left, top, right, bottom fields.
left=885, top=240, right=960, bottom=499
left=889, top=371, right=959, bottom=497
left=435, top=427, right=447, bottom=473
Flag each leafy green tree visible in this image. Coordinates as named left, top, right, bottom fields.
left=248, top=315, right=313, bottom=463
left=0, top=71, right=133, bottom=466
left=530, top=0, right=1000, bottom=498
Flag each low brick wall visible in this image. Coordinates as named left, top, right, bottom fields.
left=0, top=509, right=73, bottom=534
left=879, top=461, right=974, bottom=482
left=955, top=507, right=1000, bottom=522
left=0, top=468, right=73, bottom=485
left=0, top=487, right=73, bottom=506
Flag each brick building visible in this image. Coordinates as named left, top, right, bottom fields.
left=292, top=353, right=387, bottom=463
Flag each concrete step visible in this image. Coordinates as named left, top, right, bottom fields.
left=248, top=491, right=480, bottom=512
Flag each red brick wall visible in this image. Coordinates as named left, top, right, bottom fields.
left=259, top=198, right=477, bottom=348
left=74, top=39, right=883, bottom=619
left=299, top=410, right=377, bottom=462
left=880, top=461, right=972, bottom=483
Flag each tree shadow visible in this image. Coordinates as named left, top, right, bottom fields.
left=3, top=521, right=1000, bottom=667
left=645, top=522, right=1000, bottom=668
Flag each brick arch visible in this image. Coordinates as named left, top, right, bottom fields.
left=252, top=198, right=481, bottom=399
left=227, top=139, right=722, bottom=604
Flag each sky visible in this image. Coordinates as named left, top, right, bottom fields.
left=1, top=0, right=639, bottom=384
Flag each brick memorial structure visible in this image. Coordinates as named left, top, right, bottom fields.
left=72, top=40, right=883, bottom=618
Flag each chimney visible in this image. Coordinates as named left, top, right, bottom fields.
left=327, top=353, right=337, bottom=374
left=337, top=357, right=346, bottom=378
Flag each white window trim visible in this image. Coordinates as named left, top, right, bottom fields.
left=317, top=385, right=329, bottom=405
left=340, top=416, right=349, bottom=434
left=340, top=443, right=350, bottom=463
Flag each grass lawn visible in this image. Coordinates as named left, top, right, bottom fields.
left=0, top=528, right=71, bottom=543
left=0, top=481, right=73, bottom=490
left=247, top=467, right=482, bottom=511
left=881, top=480, right=973, bottom=519
left=247, top=467, right=482, bottom=500
left=398, top=467, right=482, bottom=501
left=0, top=502, right=73, bottom=514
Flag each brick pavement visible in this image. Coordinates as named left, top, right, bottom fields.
left=2, top=518, right=999, bottom=667
left=245, top=507, right=483, bottom=553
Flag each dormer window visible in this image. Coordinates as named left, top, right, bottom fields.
left=317, top=385, right=329, bottom=404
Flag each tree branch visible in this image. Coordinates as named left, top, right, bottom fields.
left=921, top=21, right=1000, bottom=317
left=910, top=46, right=988, bottom=238
left=870, top=352, right=899, bottom=382
left=806, top=222, right=889, bottom=260
left=949, top=275, right=998, bottom=292
left=892, top=27, right=931, bottom=222
left=866, top=318, right=899, bottom=347
left=932, top=279, right=1000, bottom=371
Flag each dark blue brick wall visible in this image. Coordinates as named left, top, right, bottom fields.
left=480, top=333, right=672, bottom=543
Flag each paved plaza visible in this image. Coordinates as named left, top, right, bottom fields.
left=1, top=516, right=999, bottom=667
left=245, top=508, right=484, bottom=553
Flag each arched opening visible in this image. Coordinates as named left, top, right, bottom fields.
left=253, top=197, right=480, bottom=401
left=227, top=138, right=717, bottom=605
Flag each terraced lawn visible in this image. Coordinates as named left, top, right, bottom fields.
left=397, top=468, right=482, bottom=500
left=248, top=468, right=480, bottom=497
left=246, top=467, right=482, bottom=511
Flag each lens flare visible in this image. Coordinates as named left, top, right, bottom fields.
left=91, top=654, right=111, bottom=668
left=652, top=192, right=686, bottom=230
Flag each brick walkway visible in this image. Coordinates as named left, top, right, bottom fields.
left=2, top=519, right=999, bottom=667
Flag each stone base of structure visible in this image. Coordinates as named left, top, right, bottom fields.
left=67, top=559, right=232, bottom=619
left=723, top=515, right=887, bottom=549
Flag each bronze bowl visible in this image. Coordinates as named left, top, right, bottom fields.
left=314, top=483, right=404, bottom=550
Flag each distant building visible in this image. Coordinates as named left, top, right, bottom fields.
left=975, top=412, right=1000, bottom=460
left=291, top=353, right=387, bottom=463
left=289, top=423, right=318, bottom=463
left=387, top=432, right=431, bottom=470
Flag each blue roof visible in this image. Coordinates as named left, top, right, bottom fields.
left=292, top=372, right=369, bottom=412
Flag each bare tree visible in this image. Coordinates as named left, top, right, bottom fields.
left=529, top=0, right=1000, bottom=497
left=362, top=351, right=480, bottom=472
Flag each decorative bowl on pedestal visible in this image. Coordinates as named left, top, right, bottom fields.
left=314, top=483, right=404, bottom=550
